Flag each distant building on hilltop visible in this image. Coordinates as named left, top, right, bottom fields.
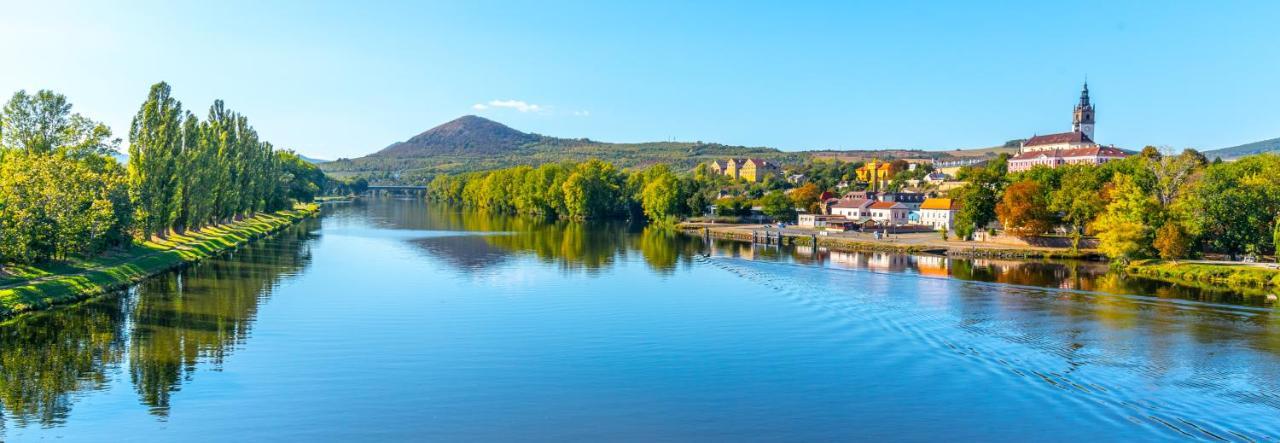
left=1009, top=83, right=1127, bottom=173
left=708, top=158, right=780, bottom=182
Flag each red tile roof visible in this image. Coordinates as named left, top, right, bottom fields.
left=1024, top=131, right=1092, bottom=147
left=1011, top=146, right=1128, bottom=161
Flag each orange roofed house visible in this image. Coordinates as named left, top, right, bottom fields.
left=919, top=197, right=960, bottom=230
left=1008, top=83, right=1127, bottom=173
left=708, top=158, right=781, bottom=182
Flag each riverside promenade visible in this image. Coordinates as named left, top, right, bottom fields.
left=680, top=222, right=1101, bottom=259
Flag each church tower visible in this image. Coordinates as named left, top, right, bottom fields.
left=1072, top=82, right=1095, bottom=140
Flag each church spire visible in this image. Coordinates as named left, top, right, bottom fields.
left=1072, top=82, right=1095, bottom=140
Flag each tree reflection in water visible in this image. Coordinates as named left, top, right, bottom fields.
left=0, top=220, right=316, bottom=425
left=407, top=201, right=704, bottom=274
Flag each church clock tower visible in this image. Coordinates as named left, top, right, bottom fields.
left=1072, top=82, right=1095, bottom=140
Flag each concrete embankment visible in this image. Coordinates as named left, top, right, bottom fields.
left=0, top=204, right=319, bottom=321
left=681, top=224, right=1101, bottom=260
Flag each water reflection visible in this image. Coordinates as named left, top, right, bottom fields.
left=0, top=295, right=126, bottom=427
left=707, top=239, right=1269, bottom=306
left=348, top=198, right=1265, bottom=304
left=378, top=201, right=706, bottom=274
left=0, top=220, right=316, bottom=426
left=127, top=225, right=314, bottom=415
left=2, top=198, right=1277, bottom=438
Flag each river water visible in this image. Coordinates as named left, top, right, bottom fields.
left=2, top=198, right=1279, bottom=441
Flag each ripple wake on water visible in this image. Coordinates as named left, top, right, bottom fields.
left=697, top=255, right=1280, bottom=441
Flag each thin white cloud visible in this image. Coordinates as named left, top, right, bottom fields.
left=473, top=99, right=544, bottom=113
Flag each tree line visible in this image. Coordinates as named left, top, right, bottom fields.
left=0, top=83, right=325, bottom=265
left=429, top=160, right=670, bottom=221
left=428, top=158, right=835, bottom=225
left=952, top=148, right=1280, bottom=263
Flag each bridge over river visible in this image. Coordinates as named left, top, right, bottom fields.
left=365, top=185, right=427, bottom=195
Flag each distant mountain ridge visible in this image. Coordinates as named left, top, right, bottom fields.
left=1203, top=137, right=1280, bottom=160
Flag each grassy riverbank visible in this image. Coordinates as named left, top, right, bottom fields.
left=1126, top=260, right=1280, bottom=294
left=0, top=204, right=319, bottom=320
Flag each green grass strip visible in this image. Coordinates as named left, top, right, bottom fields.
left=0, top=204, right=318, bottom=320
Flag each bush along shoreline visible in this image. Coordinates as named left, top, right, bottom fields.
left=0, top=204, right=318, bottom=321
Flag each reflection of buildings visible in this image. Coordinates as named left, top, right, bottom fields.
left=828, top=250, right=869, bottom=269
left=972, top=258, right=1022, bottom=274
left=866, top=252, right=912, bottom=272
left=826, top=251, right=913, bottom=273
left=915, top=255, right=950, bottom=277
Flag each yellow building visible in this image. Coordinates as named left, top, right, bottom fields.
left=855, top=158, right=895, bottom=190
left=708, top=158, right=779, bottom=182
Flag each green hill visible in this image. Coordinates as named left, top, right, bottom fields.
left=320, top=115, right=1012, bottom=184
left=1203, top=137, right=1280, bottom=160
left=320, top=115, right=804, bottom=183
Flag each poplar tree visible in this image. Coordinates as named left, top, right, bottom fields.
left=127, top=82, right=184, bottom=239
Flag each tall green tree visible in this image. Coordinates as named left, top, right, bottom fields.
left=760, top=191, right=795, bottom=221
left=1, top=89, right=118, bottom=157
left=1186, top=154, right=1280, bottom=259
left=1274, top=216, right=1280, bottom=263
left=951, top=156, right=1007, bottom=240
left=640, top=170, right=683, bottom=221
left=127, top=82, right=185, bottom=239
left=1050, top=166, right=1107, bottom=251
left=562, top=160, right=625, bottom=219
left=0, top=151, right=131, bottom=263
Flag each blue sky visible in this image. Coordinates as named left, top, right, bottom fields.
left=2, top=1, right=1277, bottom=159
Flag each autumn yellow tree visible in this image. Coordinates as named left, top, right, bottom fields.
left=1153, top=222, right=1190, bottom=261
left=1091, top=174, right=1159, bottom=264
left=789, top=183, right=823, bottom=214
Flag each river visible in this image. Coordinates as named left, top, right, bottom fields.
left=2, top=198, right=1278, bottom=441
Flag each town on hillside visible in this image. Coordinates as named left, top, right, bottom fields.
left=701, top=83, right=1130, bottom=238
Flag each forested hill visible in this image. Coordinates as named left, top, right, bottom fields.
left=373, top=115, right=542, bottom=157
left=320, top=115, right=804, bottom=183
left=319, top=115, right=1011, bottom=184
left=1203, top=137, right=1280, bottom=160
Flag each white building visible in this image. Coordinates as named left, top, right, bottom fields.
left=919, top=198, right=959, bottom=230
left=1008, top=83, right=1128, bottom=173
left=869, top=201, right=909, bottom=225
left=798, top=214, right=849, bottom=228
left=829, top=198, right=873, bottom=219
